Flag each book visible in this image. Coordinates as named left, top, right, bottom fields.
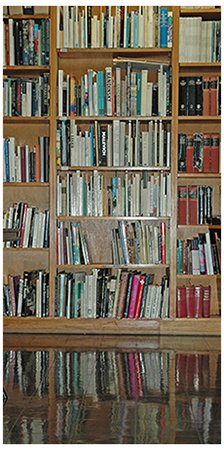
left=176, top=285, right=211, bottom=319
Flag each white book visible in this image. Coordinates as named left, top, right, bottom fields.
left=167, top=129, right=171, bottom=167
left=113, top=120, right=120, bottom=166
left=191, top=249, right=200, bottom=275
left=158, top=66, right=163, bottom=116
left=9, top=137, right=15, bottom=182
left=130, top=11, right=135, bottom=48
left=37, top=272, right=43, bottom=317
left=74, top=7, right=79, bottom=48
left=25, top=145, right=29, bottom=182
left=40, top=212, right=46, bottom=248
left=145, top=286, right=153, bottom=318
left=105, top=67, right=112, bottom=116
left=8, top=19, right=15, bottom=66
left=142, top=131, right=149, bottom=166
left=23, top=207, right=32, bottom=248
left=159, top=121, right=164, bottom=167
left=140, top=70, right=148, bottom=116
left=128, top=121, right=133, bottom=166
left=138, top=12, right=144, bottom=48
left=93, top=81, right=99, bottom=116
left=26, top=82, right=32, bottom=116
left=154, top=121, right=158, bottom=167
left=119, top=122, right=126, bottom=166
left=205, top=232, right=214, bottom=275
left=115, top=67, right=121, bottom=116
left=112, top=269, right=121, bottom=317
left=114, top=15, right=117, bottom=49
left=63, top=6, right=69, bottom=48
left=58, top=70, right=64, bottom=116
left=148, top=6, right=154, bottom=47
left=70, top=120, right=76, bottom=166
left=69, top=10, right=74, bottom=48
left=17, top=279, right=24, bottom=317
left=31, top=212, right=39, bottom=248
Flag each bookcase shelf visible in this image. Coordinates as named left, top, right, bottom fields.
left=3, top=6, right=221, bottom=335
left=6, top=14, right=50, bottom=19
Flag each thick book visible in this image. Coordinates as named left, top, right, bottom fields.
left=210, top=134, right=220, bottom=173
left=127, top=274, right=141, bottom=318
left=188, top=186, right=198, bottom=225
left=176, top=286, right=186, bottom=318
left=178, top=186, right=187, bottom=225
left=134, top=275, right=145, bottom=318
left=202, top=286, right=211, bottom=318
left=186, top=286, right=195, bottom=318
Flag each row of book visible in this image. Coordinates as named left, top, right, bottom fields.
left=179, top=18, right=221, bottom=62
left=178, top=185, right=213, bottom=225
left=56, top=270, right=169, bottom=319
left=58, top=63, right=172, bottom=117
left=3, top=6, right=49, bottom=15
left=56, top=221, right=170, bottom=266
left=176, top=285, right=211, bottom=318
left=176, top=353, right=210, bottom=392
left=112, top=221, right=170, bottom=265
left=3, top=136, right=49, bottom=183
left=178, top=133, right=220, bottom=173
left=3, top=270, right=49, bottom=317
left=3, top=74, right=50, bottom=117
left=57, top=120, right=171, bottom=168
left=179, top=76, right=221, bottom=116
left=57, top=6, right=172, bottom=49
left=57, top=171, right=171, bottom=218
left=3, top=19, right=50, bottom=66
left=3, top=203, right=49, bottom=248
left=177, top=230, right=221, bottom=275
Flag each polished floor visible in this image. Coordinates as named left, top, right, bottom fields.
left=3, top=335, right=221, bottom=444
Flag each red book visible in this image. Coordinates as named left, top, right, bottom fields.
left=160, top=222, right=166, bottom=264
left=210, top=133, right=220, bottom=173
left=19, top=203, right=28, bottom=248
left=5, top=22, right=9, bottom=66
left=188, top=185, right=198, bottom=225
left=128, top=274, right=140, bottom=318
left=134, top=275, right=145, bottom=318
left=194, top=285, right=203, bottom=318
left=202, top=286, right=211, bottom=318
left=203, top=133, right=211, bottom=173
left=203, top=76, right=210, bottom=115
left=209, top=76, right=218, bottom=116
left=116, top=272, right=129, bottom=319
left=178, top=186, right=187, bottom=225
left=128, top=352, right=138, bottom=399
left=134, top=352, right=143, bottom=397
left=176, top=286, right=187, bottom=318
left=186, top=286, right=195, bottom=318
left=186, top=134, right=194, bottom=173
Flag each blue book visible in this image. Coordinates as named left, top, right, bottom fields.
left=160, top=7, right=168, bottom=48
left=136, top=72, right=141, bottom=115
left=112, top=177, right=117, bottom=216
left=134, top=12, right=139, bottom=48
left=126, top=14, right=129, bottom=48
left=97, top=71, right=105, bottom=116
left=4, top=139, right=10, bottom=182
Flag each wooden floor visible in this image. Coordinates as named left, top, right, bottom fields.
left=3, top=335, right=221, bottom=444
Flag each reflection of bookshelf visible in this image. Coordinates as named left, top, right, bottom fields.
left=3, top=6, right=221, bottom=335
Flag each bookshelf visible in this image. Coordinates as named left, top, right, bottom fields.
left=3, top=6, right=221, bottom=335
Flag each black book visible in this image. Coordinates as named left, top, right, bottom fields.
left=18, top=22, right=23, bottom=65
left=193, top=133, right=203, bottom=172
left=178, top=133, right=187, bottom=172
left=23, top=6, right=34, bottom=14
left=87, top=6, right=92, bottom=48
left=195, top=76, right=203, bottom=115
left=43, top=210, right=50, bottom=248
left=120, top=6, right=124, bottom=48
left=140, top=274, right=151, bottom=318
left=96, top=269, right=103, bottom=318
left=152, top=83, right=158, bottom=116
left=187, top=77, right=196, bottom=115
left=98, top=124, right=107, bottom=166
left=123, top=272, right=134, bottom=318
left=198, top=186, right=204, bottom=225
left=179, top=77, right=187, bottom=115
left=100, top=269, right=107, bottom=317
left=13, top=21, right=20, bottom=65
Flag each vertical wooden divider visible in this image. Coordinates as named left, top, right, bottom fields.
left=169, top=6, right=180, bottom=319
left=49, top=6, right=57, bottom=316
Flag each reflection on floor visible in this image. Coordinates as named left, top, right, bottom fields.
left=3, top=335, right=221, bottom=444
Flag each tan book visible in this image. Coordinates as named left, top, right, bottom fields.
left=34, top=6, right=49, bottom=15
left=8, top=6, right=23, bottom=15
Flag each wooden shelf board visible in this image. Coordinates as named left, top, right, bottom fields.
left=3, top=247, right=49, bottom=252
left=57, top=264, right=170, bottom=269
left=58, top=47, right=172, bottom=56
left=179, top=62, right=221, bottom=68
left=178, top=116, right=221, bottom=121
left=3, top=65, right=49, bottom=72
left=180, top=8, right=221, bottom=16
left=177, top=274, right=221, bottom=279
left=177, top=224, right=221, bottom=229
left=178, top=173, right=221, bottom=178
left=59, top=166, right=171, bottom=172
left=6, top=14, right=49, bottom=19
left=3, top=316, right=221, bottom=336
left=58, top=216, right=171, bottom=221
left=3, top=117, right=50, bottom=123
left=4, top=182, right=49, bottom=187
left=57, top=115, right=172, bottom=121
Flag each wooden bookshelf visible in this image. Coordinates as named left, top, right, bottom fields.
left=3, top=6, right=221, bottom=335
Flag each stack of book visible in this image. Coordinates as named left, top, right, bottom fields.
left=176, top=285, right=211, bottom=318
left=57, top=171, right=171, bottom=217
left=3, top=202, right=49, bottom=248
left=3, top=19, right=50, bottom=66
left=179, top=18, right=221, bottom=62
left=178, top=132, right=220, bottom=173
left=177, top=230, right=221, bottom=275
left=178, top=185, right=213, bottom=225
left=57, top=119, right=171, bottom=168
left=55, top=269, right=169, bottom=319
left=3, top=74, right=50, bottom=116
left=56, top=221, right=90, bottom=265
left=111, top=221, right=170, bottom=265
left=3, top=270, right=49, bottom=317
left=3, top=136, right=49, bottom=183
left=179, top=76, right=221, bottom=116
left=57, top=6, right=172, bottom=49
left=58, top=62, right=172, bottom=117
